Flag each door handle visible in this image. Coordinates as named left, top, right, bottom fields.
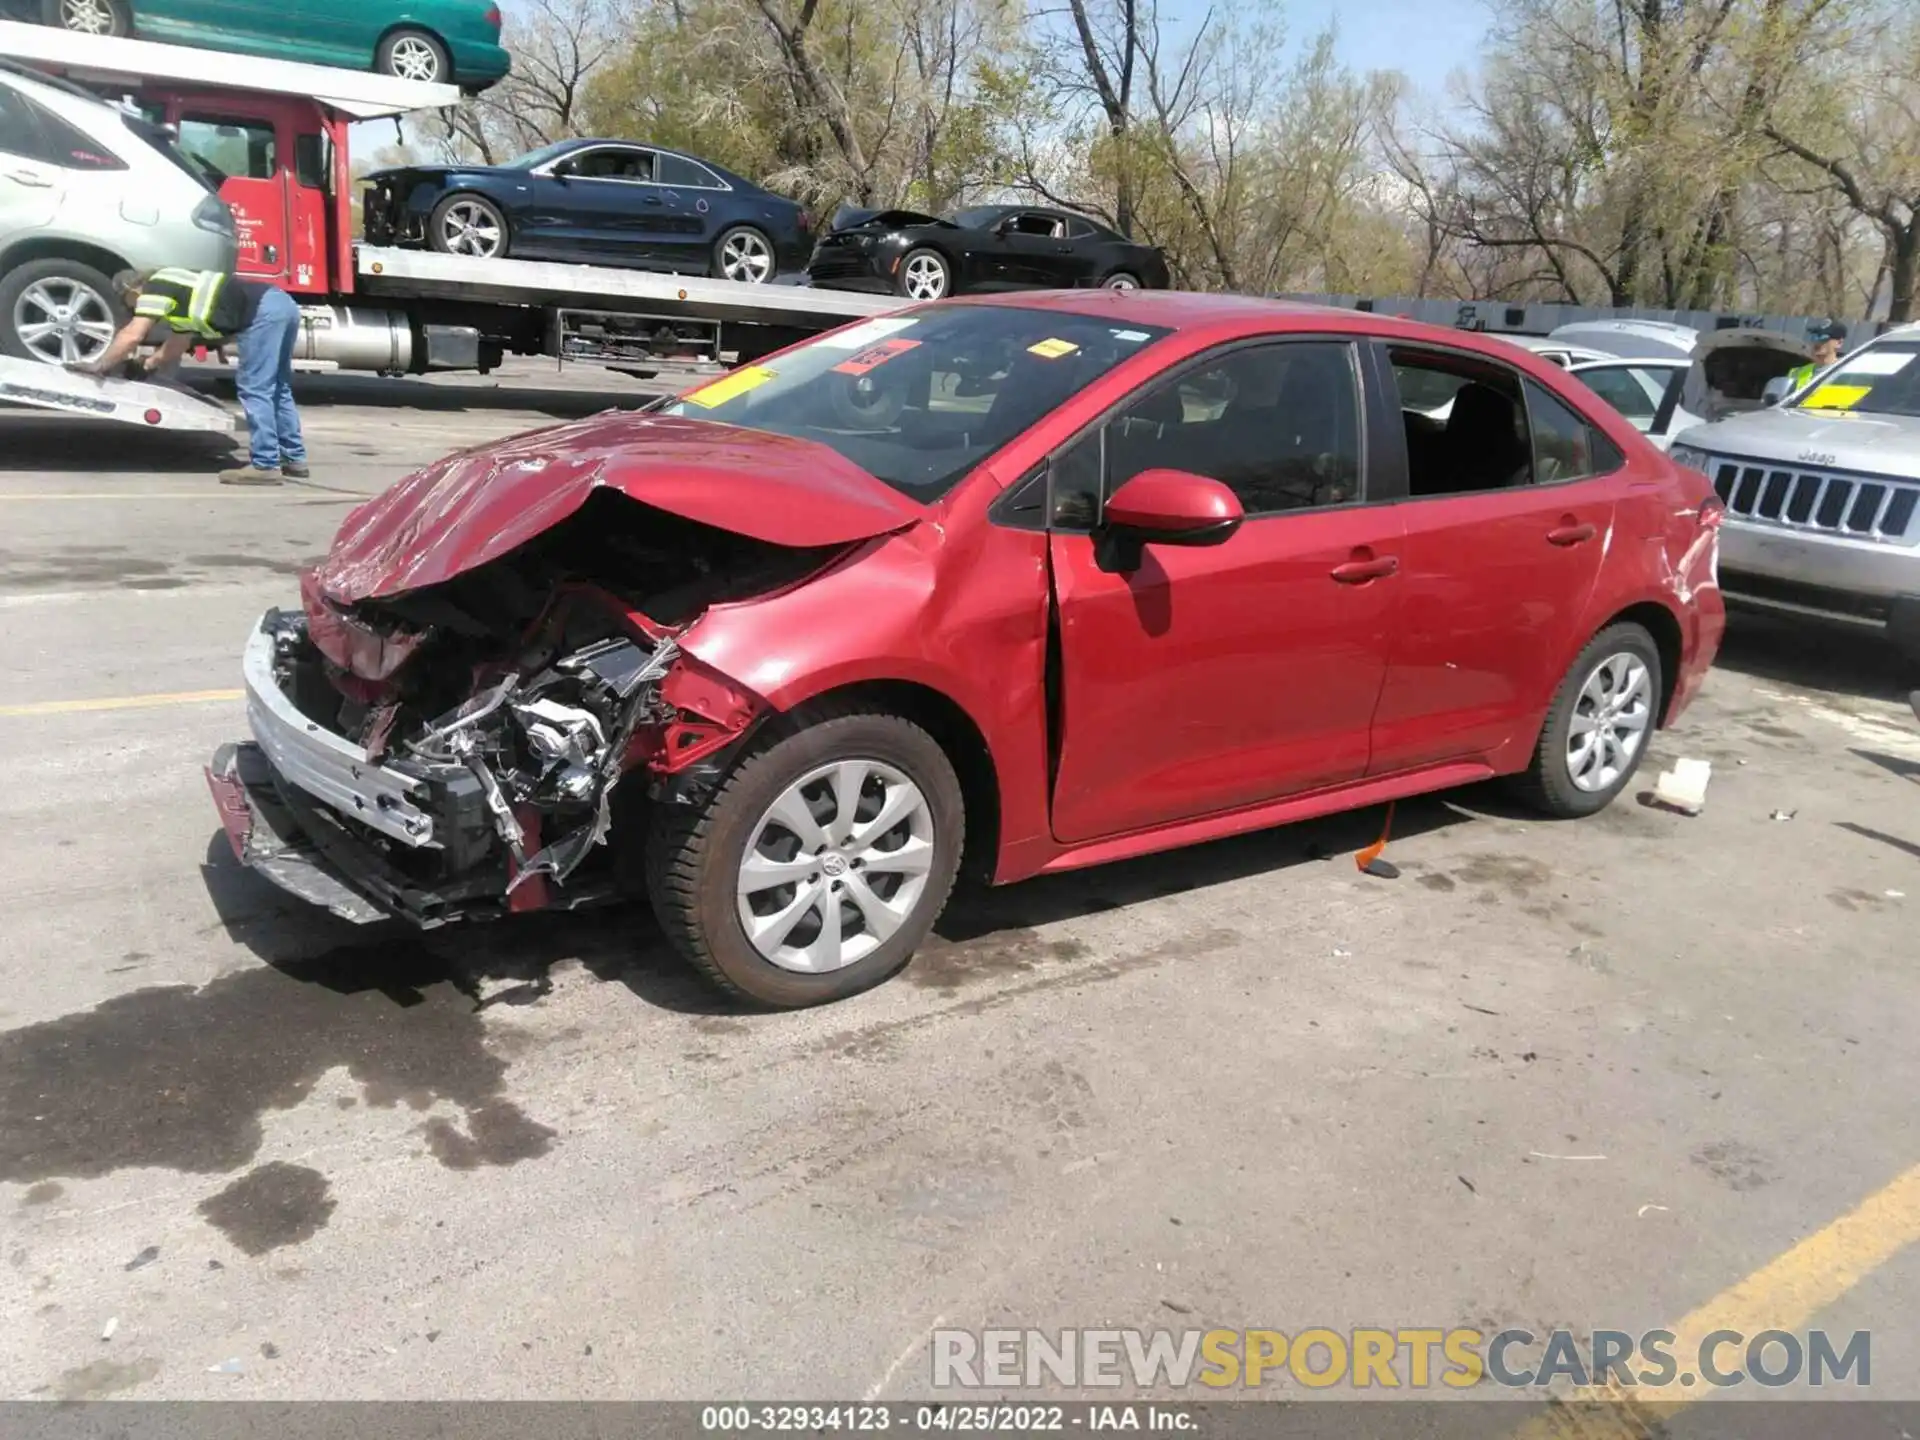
left=642, top=195, right=664, bottom=205
left=1547, top=521, right=1597, bottom=546
left=1330, top=555, right=1399, bottom=584
left=263, top=243, right=279, bottom=264
left=5, top=169, right=53, bottom=187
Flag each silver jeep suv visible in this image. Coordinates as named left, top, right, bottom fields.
left=1670, top=325, right=1920, bottom=663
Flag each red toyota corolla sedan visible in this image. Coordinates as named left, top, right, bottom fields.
left=207, top=292, right=1726, bottom=1007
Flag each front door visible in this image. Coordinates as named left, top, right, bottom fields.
left=553, top=146, right=674, bottom=266
left=1047, top=338, right=1403, bottom=844
left=173, top=113, right=289, bottom=282
left=997, top=212, right=1084, bottom=287
left=1367, top=361, right=1620, bottom=773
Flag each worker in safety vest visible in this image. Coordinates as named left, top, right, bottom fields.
left=1785, top=319, right=1847, bottom=394
left=72, top=268, right=308, bottom=486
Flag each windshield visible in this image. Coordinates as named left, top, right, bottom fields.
left=504, top=141, right=576, bottom=170
left=1794, top=341, right=1920, bottom=418
left=656, top=306, right=1170, bottom=499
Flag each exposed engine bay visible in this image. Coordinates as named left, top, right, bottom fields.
left=221, top=491, right=846, bottom=924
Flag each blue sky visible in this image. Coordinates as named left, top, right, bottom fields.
left=1174, top=0, right=1491, bottom=96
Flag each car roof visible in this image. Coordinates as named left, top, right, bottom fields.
left=943, top=290, right=1580, bottom=362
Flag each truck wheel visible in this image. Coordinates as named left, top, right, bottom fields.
left=45, top=0, right=130, bottom=36
left=1514, top=623, right=1663, bottom=818
left=646, top=711, right=965, bottom=1008
left=378, top=28, right=450, bottom=84
left=713, top=226, right=776, bottom=285
left=428, top=194, right=508, bottom=259
left=0, top=258, right=125, bottom=367
left=897, top=248, right=951, bottom=300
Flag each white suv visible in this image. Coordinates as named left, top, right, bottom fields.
left=0, top=61, right=236, bottom=366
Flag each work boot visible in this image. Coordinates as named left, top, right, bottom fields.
left=281, top=460, right=311, bottom=480
left=219, top=464, right=283, bottom=486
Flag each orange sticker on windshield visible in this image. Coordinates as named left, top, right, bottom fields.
left=1801, top=383, right=1870, bottom=410
left=683, top=365, right=776, bottom=408
left=1028, top=337, right=1080, bottom=359
left=831, top=337, right=920, bottom=375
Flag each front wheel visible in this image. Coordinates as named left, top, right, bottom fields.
left=647, top=712, right=965, bottom=1008
left=1515, top=623, right=1663, bottom=817
left=428, top=194, right=508, bottom=258
left=45, top=0, right=129, bottom=35
left=896, top=247, right=951, bottom=301
left=713, top=225, right=775, bottom=285
left=377, top=28, right=450, bottom=84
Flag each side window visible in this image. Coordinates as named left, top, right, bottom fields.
left=572, top=148, right=652, bottom=181
left=1066, top=218, right=1099, bottom=240
left=0, top=85, right=47, bottom=162
left=1525, top=379, right=1621, bottom=483
left=1012, top=213, right=1062, bottom=237
left=176, top=117, right=277, bottom=182
left=1050, top=341, right=1363, bottom=525
left=1389, top=348, right=1531, bottom=496
left=657, top=153, right=723, bottom=188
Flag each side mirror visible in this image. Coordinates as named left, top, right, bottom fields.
left=1093, top=468, right=1244, bottom=573
left=1762, top=375, right=1793, bottom=407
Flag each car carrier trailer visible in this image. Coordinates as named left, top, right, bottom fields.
left=1, top=21, right=900, bottom=425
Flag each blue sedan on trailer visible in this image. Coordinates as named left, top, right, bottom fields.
left=361, top=138, right=814, bottom=284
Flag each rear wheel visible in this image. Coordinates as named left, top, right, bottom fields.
left=713, top=225, right=775, bottom=285
left=428, top=194, right=508, bottom=258
left=377, top=28, right=450, bottom=84
left=1515, top=623, right=1663, bottom=818
left=1102, top=271, right=1142, bottom=290
left=45, top=0, right=129, bottom=36
left=897, top=248, right=951, bottom=301
left=0, top=258, right=124, bottom=367
left=647, top=711, right=965, bottom=1008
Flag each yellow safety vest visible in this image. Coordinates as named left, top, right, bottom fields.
left=133, top=268, right=230, bottom=340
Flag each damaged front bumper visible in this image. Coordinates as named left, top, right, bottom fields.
left=208, top=607, right=736, bottom=928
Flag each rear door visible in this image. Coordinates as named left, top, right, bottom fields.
left=1047, top=336, right=1405, bottom=843
left=0, top=82, right=62, bottom=231
left=1366, top=345, right=1622, bottom=774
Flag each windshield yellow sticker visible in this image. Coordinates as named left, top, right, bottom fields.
left=1028, top=337, right=1080, bottom=359
left=1801, top=383, right=1871, bottom=410
left=683, top=366, right=777, bottom=408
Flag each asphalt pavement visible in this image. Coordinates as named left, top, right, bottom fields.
left=2, top=365, right=1918, bottom=1414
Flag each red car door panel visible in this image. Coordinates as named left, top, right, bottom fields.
left=1044, top=337, right=1400, bottom=845
left=1049, top=510, right=1405, bottom=843
left=1367, top=482, right=1616, bottom=774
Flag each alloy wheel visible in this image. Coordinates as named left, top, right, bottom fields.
left=1566, top=652, right=1652, bottom=793
left=901, top=253, right=948, bottom=300
left=735, top=758, right=937, bottom=974
left=719, top=230, right=774, bottom=284
left=12, top=277, right=115, bottom=366
left=1103, top=273, right=1140, bottom=290
left=58, top=0, right=119, bottom=33
left=387, top=36, right=443, bottom=82
left=440, top=200, right=502, bottom=257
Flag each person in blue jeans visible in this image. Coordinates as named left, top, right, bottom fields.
left=75, top=268, right=308, bottom=486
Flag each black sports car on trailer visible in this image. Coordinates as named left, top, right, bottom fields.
left=806, top=204, right=1169, bottom=300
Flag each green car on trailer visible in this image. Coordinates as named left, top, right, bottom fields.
left=17, top=0, right=511, bottom=91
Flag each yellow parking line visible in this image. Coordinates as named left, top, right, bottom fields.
left=1512, top=1160, right=1920, bottom=1436
left=0, top=688, right=243, bottom=718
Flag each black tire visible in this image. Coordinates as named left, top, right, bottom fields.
left=1102, top=271, right=1142, bottom=289
left=426, top=193, right=509, bottom=259
left=0, top=257, right=126, bottom=366
left=1514, top=622, right=1664, bottom=818
left=712, top=225, right=777, bottom=285
left=895, top=246, right=951, bottom=301
left=646, top=710, right=965, bottom=1008
left=43, top=0, right=130, bottom=36
left=376, top=27, right=450, bottom=84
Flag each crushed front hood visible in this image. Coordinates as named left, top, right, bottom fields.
left=310, top=411, right=923, bottom=604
